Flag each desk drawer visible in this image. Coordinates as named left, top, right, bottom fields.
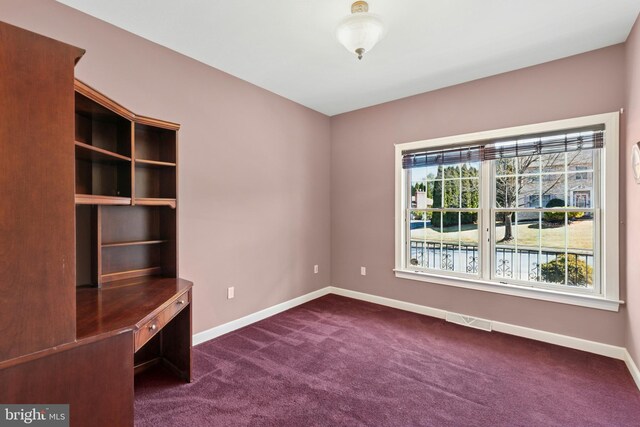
left=163, top=290, right=190, bottom=325
left=134, top=290, right=190, bottom=351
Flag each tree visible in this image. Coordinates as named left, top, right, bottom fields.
left=431, top=164, right=479, bottom=228
left=460, top=164, right=479, bottom=224
left=431, top=166, right=458, bottom=227
left=411, top=182, right=426, bottom=195
left=495, top=157, right=536, bottom=241
left=540, top=255, right=592, bottom=287
left=496, top=151, right=581, bottom=242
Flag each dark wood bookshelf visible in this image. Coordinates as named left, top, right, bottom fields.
left=74, top=82, right=179, bottom=287
left=135, top=122, right=177, bottom=163
left=74, top=85, right=133, bottom=201
left=73, top=80, right=189, bottom=389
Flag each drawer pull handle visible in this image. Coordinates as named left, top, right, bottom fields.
left=149, top=324, right=157, bottom=331
left=177, top=299, right=185, bottom=305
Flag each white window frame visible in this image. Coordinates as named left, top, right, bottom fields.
left=394, top=112, right=621, bottom=311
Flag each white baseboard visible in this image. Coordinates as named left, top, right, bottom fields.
left=491, top=321, right=625, bottom=359
left=328, top=286, right=626, bottom=361
left=191, top=284, right=638, bottom=391
left=192, top=287, right=331, bottom=345
left=328, top=286, right=448, bottom=320
left=625, top=349, right=640, bottom=390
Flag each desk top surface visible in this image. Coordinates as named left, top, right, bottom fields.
left=76, top=277, right=193, bottom=340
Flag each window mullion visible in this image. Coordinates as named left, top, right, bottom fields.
left=404, top=169, right=411, bottom=270
left=594, top=149, right=603, bottom=296
left=458, top=175, right=462, bottom=273
left=564, top=153, right=569, bottom=286
left=538, top=159, right=542, bottom=283
left=514, top=161, right=520, bottom=281
left=481, top=161, right=492, bottom=281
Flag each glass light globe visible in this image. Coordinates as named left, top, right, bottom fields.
left=336, top=12, right=386, bottom=59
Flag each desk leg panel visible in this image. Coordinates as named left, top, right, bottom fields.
left=161, top=303, right=192, bottom=382
left=0, top=332, right=134, bottom=427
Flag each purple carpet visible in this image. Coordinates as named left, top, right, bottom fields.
left=135, top=295, right=640, bottom=426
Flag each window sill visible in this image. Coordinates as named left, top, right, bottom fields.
left=394, top=269, right=623, bottom=312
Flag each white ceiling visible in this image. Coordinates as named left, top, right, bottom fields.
left=56, top=0, right=640, bottom=116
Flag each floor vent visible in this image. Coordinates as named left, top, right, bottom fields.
left=445, top=312, right=492, bottom=332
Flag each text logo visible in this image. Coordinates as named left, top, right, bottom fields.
left=0, top=405, right=68, bottom=427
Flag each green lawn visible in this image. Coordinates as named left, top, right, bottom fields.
left=410, top=219, right=593, bottom=250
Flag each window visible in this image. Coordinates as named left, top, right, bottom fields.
left=395, top=113, right=620, bottom=311
left=493, top=149, right=597, bottom=289
left=408, top=156, right=480, bottom=275
left=575, top=165, right=589, bottom=180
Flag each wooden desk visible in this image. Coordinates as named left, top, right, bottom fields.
left=77, top=277, right=193, bottom=381
left=0, top=21, right=189, bottom=425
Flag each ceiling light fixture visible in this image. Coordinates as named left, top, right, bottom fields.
left=336, top=1, right=386, bottom=60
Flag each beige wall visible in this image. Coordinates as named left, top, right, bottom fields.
left=0, top=0, right=332, bottom=335
left=625, top=15, right=640, bottom=361
left=331, top=45, right=628, bottom=346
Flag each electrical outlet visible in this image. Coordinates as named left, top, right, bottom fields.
left=314, top=264, right=319, bottom=274
left=227, top=286, right=235, bottom=299
left=361, top=266, right=366, bottom=276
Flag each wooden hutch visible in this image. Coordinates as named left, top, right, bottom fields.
left=0, top=21, right=193, bottom=426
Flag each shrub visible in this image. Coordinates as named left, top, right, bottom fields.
left=543, top=198, right=584, bottom=223
left=540, top=255, right=592, bottom=287
left=412, top=211, right=433, bottom=222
